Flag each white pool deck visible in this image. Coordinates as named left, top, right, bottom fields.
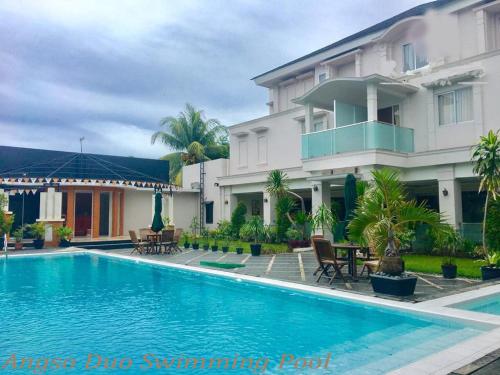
left=4, top=248, right=500, bottom=375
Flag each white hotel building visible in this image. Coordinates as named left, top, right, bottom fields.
left=178, top=0, right=500, bottom=241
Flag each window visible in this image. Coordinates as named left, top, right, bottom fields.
left=238, top=140, right=248, bottom=167
left=257, top=135, right=267, bottom=164
left=403, top=42, right=427, bottom=72
left=205, top=202, right=213, bottom=224
left=313, top=119, right=324, bottom=132
left=377, top=105, right=400, bottom=125
left=437, top=87, right=473, bottom=125
left=318, top=73, right=327, bottom=83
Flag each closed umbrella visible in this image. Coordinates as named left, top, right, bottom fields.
left=344, top=174, right=357, bottom=240
left=151, top=192, right=165, bottom=233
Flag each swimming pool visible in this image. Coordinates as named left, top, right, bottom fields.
left=0, top=254, right=486, bottom=374
left=452, top=293, right=500, bottom=316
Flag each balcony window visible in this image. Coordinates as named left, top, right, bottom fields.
left=437, top=87, right=473, bottom=125
left=403, top=42, right=427, bottom=72
left=377, top=105, right=400, bottom=125
left=313, top=119, right=324, bottom=132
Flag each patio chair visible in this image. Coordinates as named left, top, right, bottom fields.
left=360, top=247, right=381, bottom=277
left=129, top=230, right=147, bottom=255
left=313, top=238, right=348, bottom=285
left=171, top=228, right=183, bottom=253
left=160, top=229, right=175, bottom=254
left=311, top=235, right=324, bottom=276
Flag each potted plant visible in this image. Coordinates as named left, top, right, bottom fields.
left=349, top=169, right=444, bottom=296
left=56, top=226, right=73, bottom=247
left=13, top=227, right=23, bottom=250
left=217, top=220, right=231, bottom=253
left=27, top=222, right=46, bottom=249
left=190, top=216, right=199, bottom=250
left=181, top=232, right=191, bottom=249
left=211, top=230, right=219, bottom=252
left=201, top=228, right=210, bottom=251
left=247, top=216, right=264, bottom=256
left=433, top=224, right=460, bottom=279
left=480, top=251, right=500, bottom=280
left=162, top=216, right=174, bottom=230
left=286, top=227, right=303, bottom=250
left=311, top=203, right=336, bottom=239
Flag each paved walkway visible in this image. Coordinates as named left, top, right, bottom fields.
left=109, top=248, right=492, bottom=302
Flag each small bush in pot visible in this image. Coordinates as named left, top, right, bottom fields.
left=480, top=251, right=500, bottom=280
left=13, top=227, right=24, bottom=250
left=189, top=217, right=199, bottom=249
left=201, top=229, right=210, bottom=251
left=211, top=230, right=219, bottom=251
left=246, top=216, right=264, bottom=256
left=286, top=227, right=303, bottom=250
left=27, top=222, right=46, bottom=249
left=432, top=224, right=460, bottom=279
left=235, top=247, right=244, bottom=255
left=56, top=226, right=73, bottom=248
left=181, top=232, right=190, bottom=249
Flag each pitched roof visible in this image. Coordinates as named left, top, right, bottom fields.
left=251, top=0, right=457, bottom=81
left=0, top=145, right=169, bottom=183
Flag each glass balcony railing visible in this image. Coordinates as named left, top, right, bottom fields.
left=301, top=121, right=414, bottom=159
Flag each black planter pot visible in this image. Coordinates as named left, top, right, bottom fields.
left=59, top=239, right=71, bottom=248
left=183, top=242, right=190, bottom=249
left=250, top=243, right=261, bottom=256
left=222, top=246, right=229, bottom=253
left=481, top=266, right=500, bottom=281
left=370, top=274, right=417, bottom=296
left=236, top=247, right=244, bottom=255
left=0, top=237, right=5, bottom=250
left=211, top=245, right=218, bottom=252
left=192, top=243, right=199, bottom=250
left=441, top=264, right=457, bottom=279
left=203, top=244, right=210, bottom=251
left=33, top=239, right=44, bottom=250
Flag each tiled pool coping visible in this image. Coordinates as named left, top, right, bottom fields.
left=3, top=248, right=500, bottom=375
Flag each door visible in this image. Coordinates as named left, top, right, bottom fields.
left=75, top=192, right=92, bottom=236
left=99, top=192, right=110, bottom=236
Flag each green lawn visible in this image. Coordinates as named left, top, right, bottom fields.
left=402, top=254, right=485, bottom=278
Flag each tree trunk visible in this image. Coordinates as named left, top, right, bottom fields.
left=288, top=191, right=305, bottom=213
left=483, top=190, right=489, bottom=256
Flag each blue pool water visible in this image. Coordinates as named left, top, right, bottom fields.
left=0, top=254, right=484, bottom=374
left=453, top=293, right=500, bottom=315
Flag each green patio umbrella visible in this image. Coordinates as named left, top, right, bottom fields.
left=151, top=192, right=165, bottom=233
left=343, top=174, right=358, bottom=239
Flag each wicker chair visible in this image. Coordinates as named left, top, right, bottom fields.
left=312, top=238, right=348, bottom=285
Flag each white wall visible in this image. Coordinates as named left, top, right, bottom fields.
left=123, top=189, right=153, bottom=233
left=171, top=192, right=199, bottom=231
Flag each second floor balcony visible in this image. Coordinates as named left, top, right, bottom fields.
left=301, top=121, right=414, bottom=159
left=294, top=74, right=418, bottom=160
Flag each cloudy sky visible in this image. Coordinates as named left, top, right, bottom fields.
left=0, top=0, right=427, bottom=159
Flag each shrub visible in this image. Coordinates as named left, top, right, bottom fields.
left=230, top=202, right=247, bottom=237
left=239, top=223, right=253, bottom=242
left=276, top=196, right=294, bottom=242
left=27, top=222, right=45, bottom=240
left=55, top=226, right=73, bottom=241
left=285, top=227, right=302, bottom=241
left=486, top=199, right=500, bottom=251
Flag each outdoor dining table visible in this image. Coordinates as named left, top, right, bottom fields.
left=331, top=242, right=366, bottom=282
left=146, top=233, right=162, bottom=254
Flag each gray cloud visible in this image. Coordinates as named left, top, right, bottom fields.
left=0, top=0, right=426, bottom=158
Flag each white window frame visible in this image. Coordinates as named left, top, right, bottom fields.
left=402, top=42, right=428, bottom=72
left=436, top=87, right=474, bottom=126
left=238, top=139, right=248, bottom=168
left=318, top=73, right=327, bottom=83
left=257, top=135, right=268, bottom=165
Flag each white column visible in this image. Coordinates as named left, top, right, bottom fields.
left=167, top=194, right=174, bottom=224
left=0, top=189, right=8, bottom=212
left=367, top=83, right=378, bottom=122
left=355, top=52, right=362, bottom=77
left=437, top=167, right=463, bottom=228
left=304, top=103, right=314, bottom=133
left=263, top=191, right=276, bottom=225
left=475, top=9, right=487, bottom=54
left=38, top=187, right=62, bottom=221
left=311, top=180, right=332, bottom=240
left=223, top=189, right=237, bottom=221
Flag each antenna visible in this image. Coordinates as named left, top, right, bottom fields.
left=79, top=137, right=85, bottom=153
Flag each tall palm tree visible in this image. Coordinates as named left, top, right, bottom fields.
left=265, top=170, right=305, bottom=213
left=151, top=103, right=229, bottom=182
left=348, top=168, right=443, bottom=274
left=472, top=130, right=500, bottom=254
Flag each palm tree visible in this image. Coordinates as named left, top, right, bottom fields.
left=152, top=103, right=229, bottom=182
left=348, top=168, right=443, bottom=274
left=265, top=170, right=305, bottom=213
left=471, top=130, right=500, bottom=254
